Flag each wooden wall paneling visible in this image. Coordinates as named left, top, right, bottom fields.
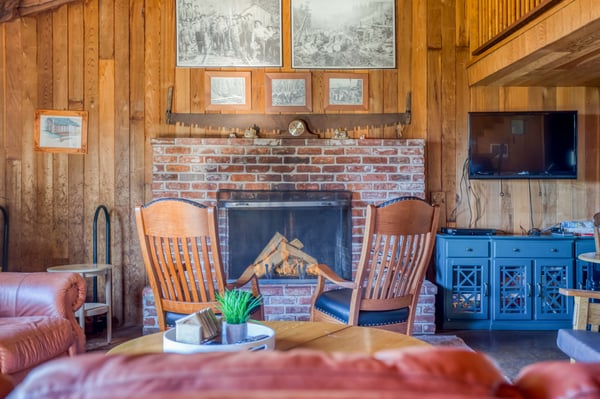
left=38, top=13, right=53, bottom=107
left=51, top=8, right=69, bottom=261
left=0, top=25, right=6, bottom=206
left=161, top=0, right=176, bottom=137
left=558, top=88, right=589, bottom=220
left=36, top=14, right=54, bottom=262
left=583, top=89, right=600, bottom=216
left=98, top=59, right=115, bottom=232
left=99, top=0, right=114, bottom=60
left=438, top=0, right=458, bottom=226
left=21, top=17, right=39, bottom=269
left=189, top=74, right=206, bottom=135
left=426, top=0, right=442, bottom=201
left=369, top=70, right=383, bottom=139
left=455, top=0, right=468, bottom=47
left=410, top=0, right=427, bottom=139
left=173, top=68, right=190, bottom=136
left=144, top=0, right=161, bottom=202
left=311, top=71, right=323, bottom=114
left=67, top=1, right=85, bottom=264
left=451, top=47, right=470, bottom=225
left=396, top=0, right=411, bottom=126
left=111, top=0, right=131, bottom=325
left=252, top=69, right=265, bottom=117
left=129, top=0, right=148, bottom=325
left=82, top=0, right=100, bottom=268
left=281, top=0, right=291, bottom=70
left=5, top=21, right=23, bottom=168
left=383, top=70, right=398, bottom=138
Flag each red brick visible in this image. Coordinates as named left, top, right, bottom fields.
left=231, top=174, right=257, bottom=182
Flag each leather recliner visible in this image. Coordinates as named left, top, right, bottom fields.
left=0, top=272, right=86, bottom=385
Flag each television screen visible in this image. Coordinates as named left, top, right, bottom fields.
left=468, top=111, right=577, bottom=179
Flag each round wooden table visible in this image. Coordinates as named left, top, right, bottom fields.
left=108, top=321, right=429, bottom=355
left=578, top=252, right=600, bottom=264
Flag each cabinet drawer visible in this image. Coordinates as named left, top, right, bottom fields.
left=445, top=240, right=489, bottom=257
left=493, top=240, right=573, bottom=258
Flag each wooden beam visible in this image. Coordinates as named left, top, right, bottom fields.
left=0, top=0, right=20, bottom=23
left=0, top=0, right=80, bottom=23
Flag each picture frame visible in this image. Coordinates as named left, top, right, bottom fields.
left=291, top=0, right=395, bottom=69
left=175, top=0, right=282, bottom=68
left=265, top=72, right=312, bottom=113
left=204, top=71, right=252, bottom=111
left=34, top=110, right=88, bottom=154
left=324, top=73, right=369, bottom=111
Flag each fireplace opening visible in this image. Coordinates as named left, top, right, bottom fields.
left=217, top=190, right=352, bottom=282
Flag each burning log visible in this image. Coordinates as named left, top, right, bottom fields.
left=252, top=232, right=318, bottom=278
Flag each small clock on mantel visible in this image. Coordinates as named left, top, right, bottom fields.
left=282, top=119, right=317, bottom=138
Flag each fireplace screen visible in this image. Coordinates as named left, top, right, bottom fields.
left=217, top=190, right=352, bottom=281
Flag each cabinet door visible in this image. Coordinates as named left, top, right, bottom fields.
left=493, top=259, right=532, bottom=320
left=534, top=260, right=572, bottom=320
left=445, top=259, right=490, bottom=320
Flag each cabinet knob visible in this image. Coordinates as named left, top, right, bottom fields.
left=550, top=248, right=558, bottom=253
left=513, top=248, right=520, bottom=252
left=465, top=248, right=473, bottom=252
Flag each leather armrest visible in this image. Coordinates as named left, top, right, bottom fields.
left=0, top=272, right=86, bottom=318
left=0, top=272, right=86, bottom=353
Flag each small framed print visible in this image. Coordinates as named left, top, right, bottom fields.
left=324, top=72, right=368, bottom=111
left=34, top=109, right=88, bottom=154
left=265, top=72, right=312, bottom=113
left=205, top=71, right=252, bottom=111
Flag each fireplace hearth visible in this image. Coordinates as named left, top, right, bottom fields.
left=217, top=190, right=352, bottom=282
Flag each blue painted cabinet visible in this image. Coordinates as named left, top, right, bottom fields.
left=436, top=235, right=589, bottom=330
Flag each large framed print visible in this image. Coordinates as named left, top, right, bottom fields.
left=34, top=110, right=88, bottom=154
left=291, top=0, right=395, bottom=69
left=205, top=71, right=252, bottom=111
left=265, top=72, right=312, bottom=112
left=176, top=0, right=282, bottom=68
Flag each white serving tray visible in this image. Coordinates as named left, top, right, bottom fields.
left=163, top=323, right=275, bottom=353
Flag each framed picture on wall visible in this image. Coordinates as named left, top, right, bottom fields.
left=204, top=71, right=252, bottom=111
left=265, top=72, right=312, bottom=112
left=34, top=110, right=88, bottom=154
left=176, top=0, right=282, bottom=68
left=324, top=72, right=369, bottom=111
left=291, top=0, right=395, bottom=69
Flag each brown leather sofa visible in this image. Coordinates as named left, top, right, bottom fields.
left=0, top=272, right=86, bottom=385
left=4, top=346, right=600, bottom=399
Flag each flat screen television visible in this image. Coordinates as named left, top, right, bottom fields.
left=468, top=111, right=578, bottom=179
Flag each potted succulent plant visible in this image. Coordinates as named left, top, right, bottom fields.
left=216, top=288, right=262, bottom=344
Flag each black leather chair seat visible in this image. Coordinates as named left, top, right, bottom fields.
left=314, top=288, right=409, bottom=327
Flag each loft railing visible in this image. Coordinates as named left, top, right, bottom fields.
left=471, top=0, right=562, bottom=56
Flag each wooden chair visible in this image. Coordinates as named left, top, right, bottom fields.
left=557, top=288, right=600, bottom=362
left=310, top=197, right=440, bottom=335
left=135, top=198, right=263, bottom=331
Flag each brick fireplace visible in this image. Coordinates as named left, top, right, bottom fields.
left=143, top=136, right=437, bottom=334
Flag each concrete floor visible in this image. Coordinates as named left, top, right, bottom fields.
left=448, top=329, right=569, bottom=381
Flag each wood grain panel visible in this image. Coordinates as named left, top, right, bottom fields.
left=67, top=1, right=85, bottom=264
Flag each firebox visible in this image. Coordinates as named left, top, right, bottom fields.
left=217, top=190, right=352, bottom=282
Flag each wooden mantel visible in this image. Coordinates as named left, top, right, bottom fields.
left=0, top=0, right=79, bottom=23
left=467, top=0, right=600, bottom=86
